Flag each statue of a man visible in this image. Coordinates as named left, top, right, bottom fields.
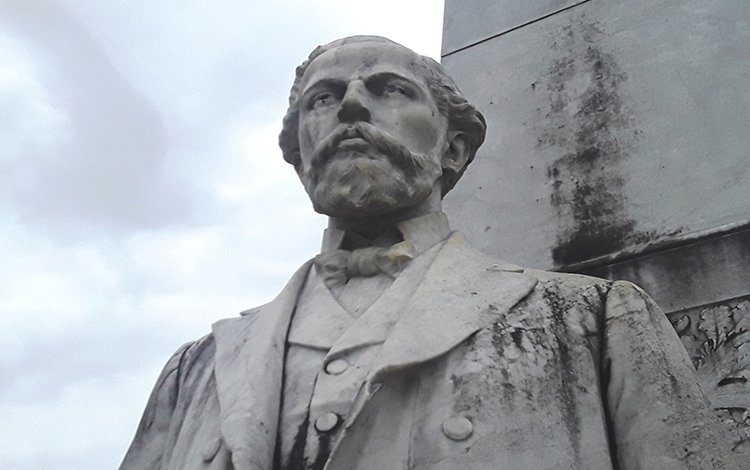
left=120, top=36, right=737, bottom=470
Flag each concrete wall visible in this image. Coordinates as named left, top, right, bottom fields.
left=440, top=0, right=750, bottom=462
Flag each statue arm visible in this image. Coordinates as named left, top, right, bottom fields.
left=119, top=341, right=194, bottom=470
left=603, top=281, right=737, bottom=469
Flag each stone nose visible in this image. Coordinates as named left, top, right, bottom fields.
left=337, top=81, right=371, bottom=123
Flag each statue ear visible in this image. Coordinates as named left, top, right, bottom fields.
left=441, top=131, right=470, bottom=175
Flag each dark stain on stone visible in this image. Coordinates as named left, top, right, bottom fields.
left=510, top=329, right=524, bottom=350
left=450, top=371, right=485, bottom=413
left=589, top=283, right=621, bottom=470
left=311, top=427, right=335, bottom=470
left=542, top=283, right=582, bottom=464
left=488, top=314, right=519, bottom=411
left=283, top=413, right=310, bottom=470
left=533, top=17, right=657, bottom=267
left=488, top=304, right=505, bottom=353
left=501, top=382, right=516, bottom=409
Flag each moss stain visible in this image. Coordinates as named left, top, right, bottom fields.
left=533, top=17, right=655, bottom=266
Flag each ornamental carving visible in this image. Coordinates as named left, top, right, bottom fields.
left=670, top=297, right=750, bottom=465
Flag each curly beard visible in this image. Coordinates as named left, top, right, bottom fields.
left=298, top=122, right=443, bottom=218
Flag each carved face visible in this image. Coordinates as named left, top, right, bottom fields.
left=295, top=41, right=449, bottom=218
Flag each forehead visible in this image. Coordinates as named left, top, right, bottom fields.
left=299, top=42, right=431, bottom=93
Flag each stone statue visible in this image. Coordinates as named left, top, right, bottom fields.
left=120, top=36, right=737, bottom=470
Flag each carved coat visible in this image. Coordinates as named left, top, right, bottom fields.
left=120, top=232, right=737, bottom=470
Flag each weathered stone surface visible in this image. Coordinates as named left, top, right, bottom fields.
left=582, top=227, right=750, bottom=313
left=442, top=0, right=750, bottom=270
left=669, top=296, right=750, bottom=467
left=442, top=1, right=750, bottom=462
left=442, top=0, right=586, bottom=55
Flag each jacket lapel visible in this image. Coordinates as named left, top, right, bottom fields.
left=329, top=232, right=538, bottom=463
left=211, top=260, right=313, bottom=470
left=369, top=231, right=538, bottom=382
left=210, top=232, right=538, bottom=470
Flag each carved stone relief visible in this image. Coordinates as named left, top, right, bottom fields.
left=669, top=296, right=750, bottom=466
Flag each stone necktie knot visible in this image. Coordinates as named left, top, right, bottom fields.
left=314, top=241, right=417, bottom=288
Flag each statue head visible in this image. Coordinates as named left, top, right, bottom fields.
left=279, top=36, right=486, bottom=219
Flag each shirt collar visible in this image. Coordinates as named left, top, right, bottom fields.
left=320, top=212, right=452, bottom=258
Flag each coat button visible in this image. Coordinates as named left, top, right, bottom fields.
left=442, top=416, right=473, bottom=441
left=315, top=412, right=340, bottom=432
left=325, top=358, right=349, bottom=375
left=202, top=437, right=222, bottom=462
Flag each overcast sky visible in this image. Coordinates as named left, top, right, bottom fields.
left=0, top=1, right=444, bottom=468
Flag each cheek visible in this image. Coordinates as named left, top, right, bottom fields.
left=299, top=112, right=338, bottom=152
left=399, top=108, right=445, bottom=153
left=298, top=125, right=314, bottom=156
left=298, top=118, right=321, bottom=158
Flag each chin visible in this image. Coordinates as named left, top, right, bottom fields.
left=303, top=155, right=439, bottom=218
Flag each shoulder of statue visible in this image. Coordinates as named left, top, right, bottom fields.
left=522, top=267, right=613, bottom=291
left=153, top=333, right=217, bottom=391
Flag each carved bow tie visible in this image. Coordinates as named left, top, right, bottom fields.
left=314, top=242, right=417, bottom=288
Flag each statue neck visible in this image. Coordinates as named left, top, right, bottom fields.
left=327, top=187, right=442, bottom=240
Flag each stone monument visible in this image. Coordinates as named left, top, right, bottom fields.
left=120, top=36, right=737, bottom=470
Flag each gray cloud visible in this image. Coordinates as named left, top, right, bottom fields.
left=0, top=0, right=189, bottom=235
left=1, top=322, right=167, bottom=404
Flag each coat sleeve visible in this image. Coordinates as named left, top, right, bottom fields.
left=603, top=281, right=738, bottom=470
left=119, top=341, right=194, bottom=470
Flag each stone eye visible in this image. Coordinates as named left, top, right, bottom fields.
left=383, top=84, right=407, bottom=96
left=311, top=92, right=335, bottom=108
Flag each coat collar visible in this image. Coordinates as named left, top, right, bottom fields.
left=330, top=231, right=538, bottom=463
left=210, top=232, right=538, bottom=470
left=320, top=211, right=452, bottom=255
left=211, top=260, right=313, bottom=470
left=366, top=231, right=538, bottom=383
